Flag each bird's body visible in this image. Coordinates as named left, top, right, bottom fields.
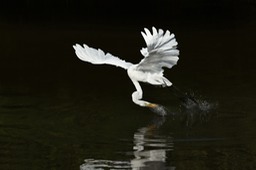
left=128, top=65, right=172, bottom=87
left=73, top=27, right=179, bottom=114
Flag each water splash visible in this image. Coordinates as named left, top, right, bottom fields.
left=198, top=99, right=218, bottom=112
left=181, top=91, right=218, bottom=112
left=149, top=104, right=170, bottom=116
left=176, top=91, right=219, bottom=126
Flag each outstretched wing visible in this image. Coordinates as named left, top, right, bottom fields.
left=73, top=44, right=133, bottom=70
left=137, top=27, right=179, bottom=74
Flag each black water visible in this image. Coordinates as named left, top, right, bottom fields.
left=0, top=21, right=256, bottom=170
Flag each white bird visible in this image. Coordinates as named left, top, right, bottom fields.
left=73, top=27, right=179, bottom=115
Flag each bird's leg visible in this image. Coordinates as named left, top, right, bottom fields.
left=169, top=85, right=199, bottom=106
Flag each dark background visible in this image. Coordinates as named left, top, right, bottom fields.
left=1, top=0, right=256, bottom=80
left=0, top=0, right=255, bottom=98
left=1, top=0, right=255, bottom=24
left=1, top=1, right=256, bottom=169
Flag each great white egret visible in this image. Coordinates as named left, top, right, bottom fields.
left=73, top=27, right=180, bottom=115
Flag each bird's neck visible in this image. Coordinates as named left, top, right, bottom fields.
left=131, top=80, right=149, bottom=107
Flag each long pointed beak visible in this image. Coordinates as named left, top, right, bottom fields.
left=146, top=103, right=158, bottom=108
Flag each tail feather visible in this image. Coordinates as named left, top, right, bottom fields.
left=162, top=77, right=172, bottom=87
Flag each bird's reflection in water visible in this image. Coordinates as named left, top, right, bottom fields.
left=80, top=116, right=175, bottom=170
left=80, top=100, right=217, bottom=169
left=131, top=116, right=175, bottom=170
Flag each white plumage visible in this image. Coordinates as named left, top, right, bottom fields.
left=73, top=27, right=179, bottom=114
left=74, top=44, right=133, bottom=69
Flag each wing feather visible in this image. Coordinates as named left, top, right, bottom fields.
left=73, top=44, right=133, bottom=70
left=137, top=27, right=179, bottom=74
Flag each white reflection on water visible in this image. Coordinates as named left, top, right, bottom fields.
left=80, top=99, right=218, bottom=169
left=80, top=159, right=131, bottom=169
left=131, top=117, right=175, bottom=169
left=80, top=117, right=175, bottom=170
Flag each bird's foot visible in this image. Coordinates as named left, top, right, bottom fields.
left=147, top=103, right=169, bottom=116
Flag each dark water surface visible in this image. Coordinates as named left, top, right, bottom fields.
left=0, top=23, right=256, bottom=169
